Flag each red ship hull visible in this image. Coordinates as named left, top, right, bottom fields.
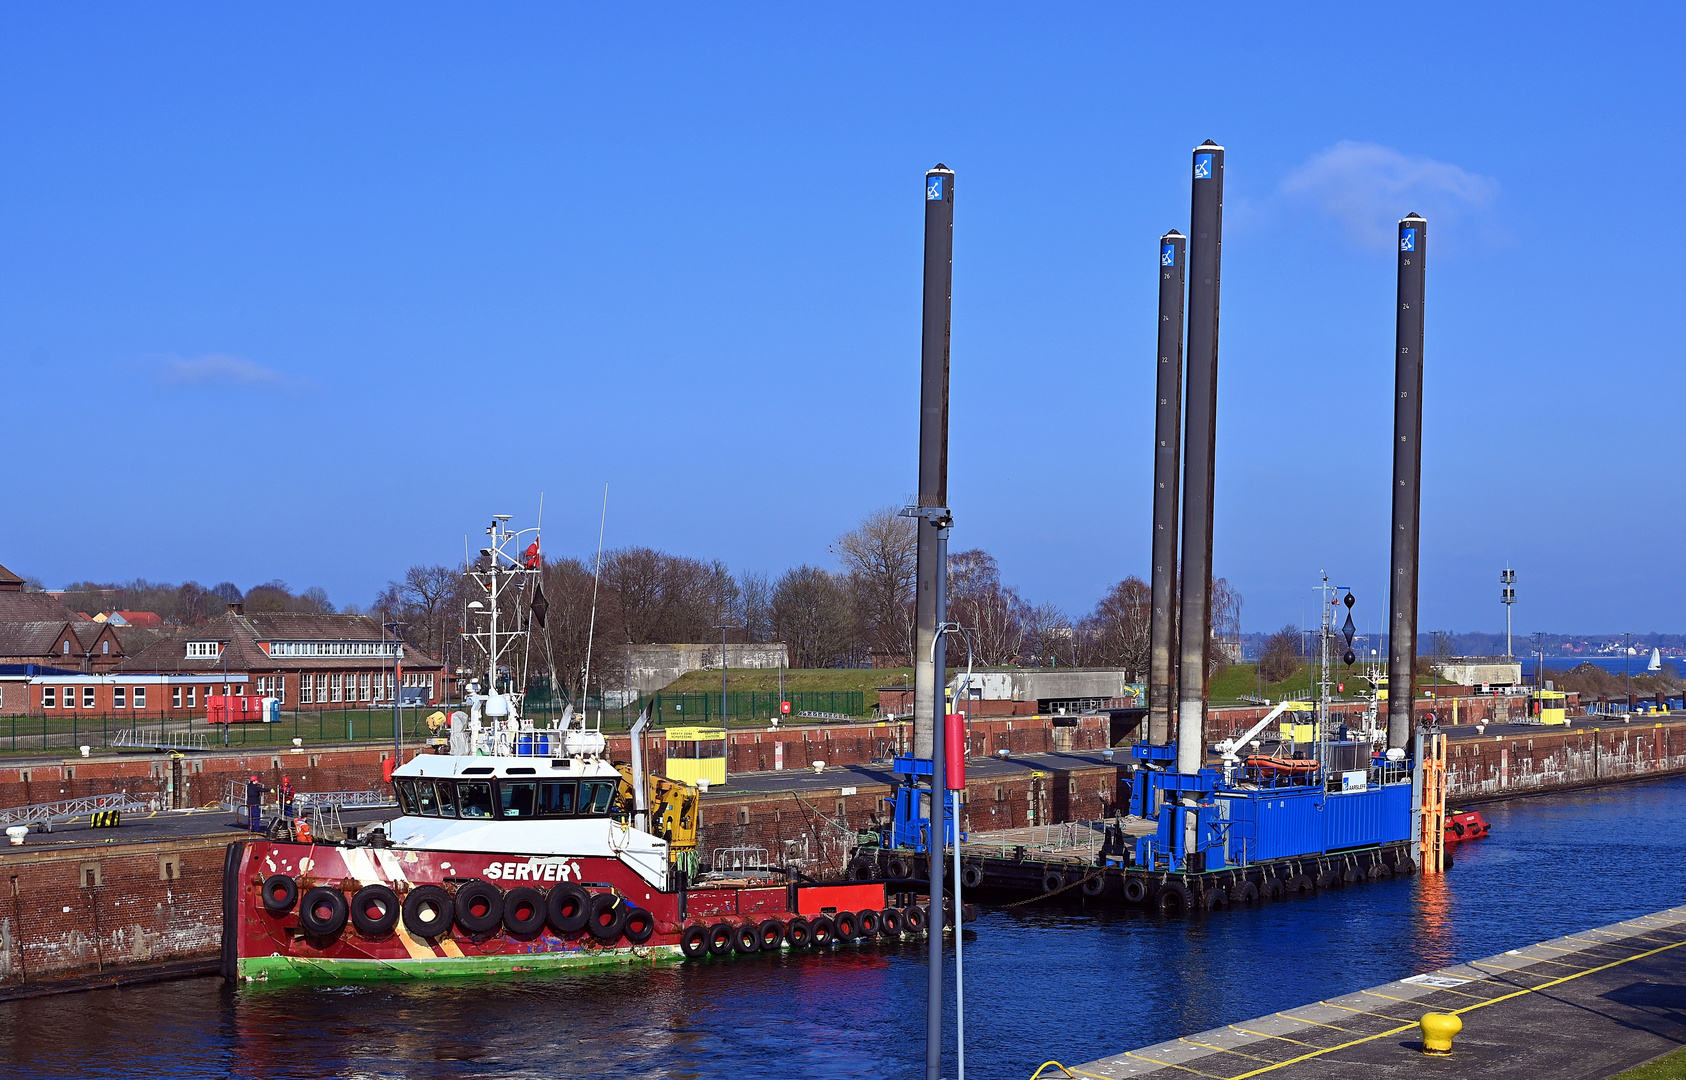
left=223, top=839, right=898, bottom=983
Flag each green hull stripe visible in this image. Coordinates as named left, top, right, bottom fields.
left=239, top=945, right=682, bottom=984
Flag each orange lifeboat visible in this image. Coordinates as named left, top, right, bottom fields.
left=1245, top=754, right=1319, bottom=775
left=1444, top=809, right=1490, bottom=844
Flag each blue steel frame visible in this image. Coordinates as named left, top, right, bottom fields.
left=880, top=756, right=964, bottom=852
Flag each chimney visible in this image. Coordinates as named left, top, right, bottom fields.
left=228, top=602, right=244, bottom=616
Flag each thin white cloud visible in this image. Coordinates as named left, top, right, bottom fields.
left=155, top=353, right=299, bottom=389
left=1281, top=141, right=1498, bottom=249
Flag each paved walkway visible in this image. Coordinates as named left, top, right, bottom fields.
left=1064, top=905, right=1686, bottom=1080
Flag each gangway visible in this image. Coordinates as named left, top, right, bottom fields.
left=109, top=728, right=210, bottom=752
left=0, top=793, right=150, bottom=832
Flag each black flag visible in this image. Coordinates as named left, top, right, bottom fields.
left=529, top=581, right=549, bottom=628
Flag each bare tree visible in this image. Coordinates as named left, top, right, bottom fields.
left=1259, top=624, right=1300, bottom=683
left=1022, top=602, right=1075, bottom=668
left=736, top=570, right=774, bottom=644
left=604, top=547, right=739, bottom=644
left=833, top=508, right=916, bottom=664
left=535, top=556, right=624, bottom=702
left=772, top=566, right=856, bottom=668
left=1083, top=576, right=1153, bottom=679
left=946, top=548, right=1026, bottom=666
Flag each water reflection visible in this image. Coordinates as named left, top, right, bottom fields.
left=8, top=776, right=1686, bottom=1079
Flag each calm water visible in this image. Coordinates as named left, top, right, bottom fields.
left=6, top=776, right=1686, bottom=1080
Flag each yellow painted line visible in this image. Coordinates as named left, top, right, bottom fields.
left=1116, top=1051, right=1229, bottom=1078
left=438, top=937, right=465, bottom=958
left=1316, top=1000, right=1427, bottom=1025
left=1176, top=1039, right=1272, bottom=1064
left=1172, top=932, right=1686, bottom=1080
left=1273, top=1011, right=1356, bottom=1034
left=1227, top=1027, right=1320, bottom=1049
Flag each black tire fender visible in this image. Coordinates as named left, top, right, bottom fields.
left=706, top=922, right=734, bottom=957
left=1155, top=881, right=1193, bottom=915
left=453, top=881, right=505, bottom=935
left=298, top=886, right=348, bottom=937
left=887, top=857, right=913, bottom=880
left=1228, top=880, right=1259, bottom=905
left=757, top=918, right=786, bottom=949
left=877, top=908, right=903, bottom=935
left=680, top=924, right=709, bottom=959
left=401, top=884, right=454, bottom=938
left=903, top=906, right=927, bottom=933
left=1081, top=874, right=1106, bottom=897
left=260, top=874, right=297, bottom=915
left=733, top=922, right=761, bottom=954
left=1199, top=888, right=1227, bottom=910
left=962, top=864, right=984, bottom=889
left=623, top=907, right=655, bottom=945
left=1287, top=874, right=1314, bottom=894
left=546, top=883, right=591, bottom=935
left=832, top=910, right=859, bottom=940
left=1041, top=870, right=1065, bottom=894
left=1122, top=877, right=1149, bottom=904
left=808, top=914, right=836, bottom=947
left=856, top=909, right=881, bottom=936
left=785, top=916, right=812, bottom=947
left=1258, top=877, right=1285, bottom=902
left=502, top=886, right=547, bottom=936
left=349, top=884, right=401, bottom=938
left=586, top=892, right=627, bottom=942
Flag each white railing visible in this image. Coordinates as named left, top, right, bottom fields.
left=109, top=728, right=209, bottom=752
left=0, top=793, right=150, bottom=829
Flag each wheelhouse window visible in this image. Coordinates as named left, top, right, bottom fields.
left=580, top=780, right=617, bottom=815
left=435, top=781, right=457, bottom=817
left=395, top=780, right=420, bottom=816
left=416, top=782, right=439, bottom=816
left=498, top=781, right=538, bottom=818
left=538, top=781, right=576, bottom=816
left=458, top=781, right=494, bottom=819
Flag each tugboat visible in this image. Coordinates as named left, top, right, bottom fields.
left=222, top=516, right=913, bottom=982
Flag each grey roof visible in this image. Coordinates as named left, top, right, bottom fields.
left=0, top=591, right=82, bottom=623
left=0, top=622, right=73, bottom=657
left=121, top=611, right=442, bottom=674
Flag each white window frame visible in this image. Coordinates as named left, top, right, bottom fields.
left=83, top=686, right=95, bottom=708
left=331, top=674, right=342, bottom=703
left=187, top=686, right=196, bottom=708
left=43, top=686, right=56, bottom=708
left=114, top=686, right=126, bottom=709
left=134, top=686, right=146, bottom=709
left=186, top=642, right=219, bottom=659
left=299, top=675, right=313, bottom=704
left=172, top=686, right=181, bottom=709
left=359, top=673, right=371, bottom=702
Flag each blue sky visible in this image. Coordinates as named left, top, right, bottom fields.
left=2, top=5, right=1681, bottom=637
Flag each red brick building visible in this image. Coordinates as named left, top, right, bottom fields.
left=0, top=563, right=126, bottom=675
left=117, top=605, right=445, bottom=713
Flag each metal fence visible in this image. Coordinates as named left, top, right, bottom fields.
left=0, top=689, right=871, bottom=756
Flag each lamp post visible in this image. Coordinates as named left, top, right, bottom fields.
left=714, top=623, right=740, bottom=783
left=1626, top=631, right=1634, bottom=712
left=384, top=621, right=406, bottom=759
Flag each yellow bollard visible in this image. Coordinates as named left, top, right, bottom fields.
left=1420, top=1012, right=1462, bottom=1055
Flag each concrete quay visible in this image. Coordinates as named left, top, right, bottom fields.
left=1062, top=905, right=1686, bottom=1080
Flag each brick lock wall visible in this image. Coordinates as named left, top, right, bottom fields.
left=0, top=836, right=227, bottom=982
left=1446, top=722, right=1686, bottom=800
